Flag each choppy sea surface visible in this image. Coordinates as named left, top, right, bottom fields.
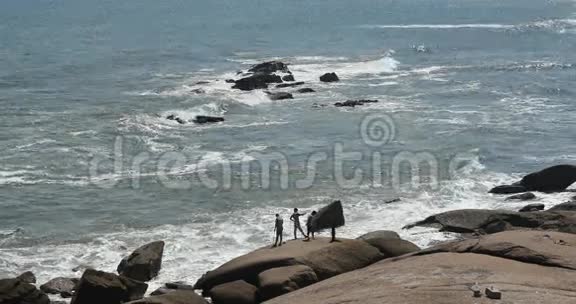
left=2, top=0, right=576, bottom=293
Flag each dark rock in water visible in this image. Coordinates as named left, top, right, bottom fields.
left=193, top=116, right=225, bottom=124
left=248, top=61, right=289, bottom=74
left=258, top=265, right=318, bottom=301
left=384, top=198, right=401, bottom=204
left=266, top=92, right=293, bottom=100
left=60, top=290, right=74, bottom=298
left=117, top=241, right=164, bottom=282
left=209, top=280, right=258, bottom=304
left=233, top=74, right=282, bottom=91
left=40, top=277, right=78, bottom=295
left=334, top=99, right=378, bottom=107
left=225, top=79, right=235, bottom=83
left=71, top=269, right=147, bottom=304
left=281, top=74, right=295, bottom=82
left=150, top=287, right=173, bottom=296
left=491, top=165, right=576, bottom=194
left=297, top=88, right=315, bottom=93
left=18, top=271, right=37, bottom=284
left=363, top=238, right=420, bottom=257
left=519, top=203, right=545, bottom=212
left=357, top=230, right=400, bottom=242
left=319, top=72, right=339, bottom=82
left=276, top=81, right=304, bottom=88
left=520, top=165, right=576, bottom=193
left=548, top=202, right=576, bottom=212
left=196, top=81, right=210, bottom=85
left=166, top=115, right=186, bottom=125
left=311, top=103, right=327, bottom=108
left=0, top=278, right=50, bottom=304
left=165, top=281, right=194, bottom=290
left=125, top=290, right=208, bottom=304
left=191, top=88, right=205, bottom=94
left=489, top=184, right=528, bottom=194
left=505, top=192, right=536, bottom=201
left=310, top=200, right=345, bottom=232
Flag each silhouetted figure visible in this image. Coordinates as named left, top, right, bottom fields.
left=273, top=214, right=284, bottom=247
left=306, top=211, right=317, bottom=240
left=289, top=208, right=308, bottom=240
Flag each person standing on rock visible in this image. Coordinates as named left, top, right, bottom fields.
left=306, top=211, right=317, bottom=240
left=273, top=214, right=284, bottom=247
left=290, top=208, right=308, bottom=240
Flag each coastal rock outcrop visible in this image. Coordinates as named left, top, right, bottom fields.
left=266, top=230, right=576, bottom=304
left=319, top=73, right=339, bottom=82
left=194, top=237, right=383, bottom=299
left=40, top=277, right=78, bottom=295
left=276, top=82, right=304, bottom=88
left=248, top=61, right=289, bottom=74
left=117, top=241, right=164, bottom=282
left=71, top=269, right=147, bottom=304
left=362, top=238, right=420, bottom=257
left=548, top=201, right=576, bottom=212
left=193, top=116, right=225, bottom=124
left=257, top=265, right=318, bottom=301
left=266, top=92, right=293, bottom=100
left=17, top=271, right=37, bottom=284
left=297, top=88, right=315, bottom=93
left=0, top=278, right=50, bottom=304
left=505, top=192, right=536, bottom=201
left=403, top=208, right=576, bottom=234
left=281, top=75, right=295, bottom=82
left=519, top=203, right=545, bottom=212
left=490, top=164, right=576, bottom=194
left=125, top=290, right=208, bottom=304
left=356, top=230, right=400, bottom=241
left=209, top=280, right=258, bottom=304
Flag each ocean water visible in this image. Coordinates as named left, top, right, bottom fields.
left=2, top=0, right=576, bottom=293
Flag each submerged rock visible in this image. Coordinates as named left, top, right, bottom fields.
left=505, top=192, right=536, bottom=201
left=266, top=92, right=293, bottom=100
left=319, top=72, right=339, bottom=82
left=334, top=99, right=378, bottom=107
left=0, top=278, right=50, bottom=304
left=490, top=184, right=528, bottom=194
left=117, top=241, right=164, bottom=282
left=193, top=116, right=225, bottom=124
left=166, top=115, right=186, bottom=125
left=297, top=88, right=315, bottom=93
left=276, top=81, right=304, bottom=88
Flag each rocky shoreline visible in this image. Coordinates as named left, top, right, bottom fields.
left=3, top=165, right=576, bottom=304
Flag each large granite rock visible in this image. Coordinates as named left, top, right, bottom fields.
left=194, top=237, right=382, bottom=292
left=125, top=290, right=208, bottom=304
left=0, top=278, right=50, bottom=304
left=258, top=265, right=318, bottom=301
left=266, top=231, right=576, bottom=304
left=490, top=164, right=576, bottom=194
left=209, top=280, right=258, bottom=304
left=356, top=230, right=400, bottom=242
left=117, top=241, right=164, bottom=282
left=362, top=238, right=420, bottom=257
left=233, top=74, right=282, bottom=91
left=71, top=269, right=147, bottom=304
left=319, top=73, right=339, bottom=82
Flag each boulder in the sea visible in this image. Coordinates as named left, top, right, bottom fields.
left=319, top=72, right=339, bottom=82
left=276, top=81, right=304, bottom=88
left=225, top=79, right=235, bottom=83
left=334, top=99, right=379, bottom=107
left=165, top=281, right=195, bottom=290
left=40, top=277, right=78, bottom=295
left=363, top=238, right=420, bottom=257
left=125, top=290, right=208, bottom=304
left=209, top=280, right=258, bottom=304
left=71, top=269, right=148, bottom=304
left=356, top=230, right=400, bottom=242
left=519, top=203, right=545, bottom=212
left=233, top=74, right=282, bottom=91
left=266, top=92, right=293, bottom=101
left=505, top=192, right=536, bottom=201
left=520, top=164, right=576, bottom=193
left=0, top=278, right=50, bottom=304
left=309, top=200, right=345, bottom=232
left=194, top=237, right=382, bottom=292
left=193, top=116, right=225, bottom=124
left=17, top=271, right=37, bottom=284
left=258, top=265, right=318, bottom=301
left=281, top=75, right=295, bottom=82
left=166, top=115, right=186, bottom=125
left=297, top=88, right=315, bottom=93
left=248, top=61, right=289, bottom=74
left=117, top=241, right=164, bottom=282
